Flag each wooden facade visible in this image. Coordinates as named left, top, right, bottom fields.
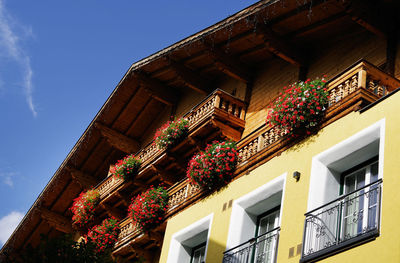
left=1, top=0, right=399, bottom=262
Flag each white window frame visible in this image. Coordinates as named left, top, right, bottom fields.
left=225, top=173, right=287, bottom=251
left=167, top=214, right=213, bottom=263
left=307, top=119, right=385, bottom=212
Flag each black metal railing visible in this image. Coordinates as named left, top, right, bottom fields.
left=301, top=179, right=382, bottom=262
left=222, top=227, right=280, bottom=263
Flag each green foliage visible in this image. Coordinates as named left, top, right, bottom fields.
left=1, top=234, right=115, bottom=263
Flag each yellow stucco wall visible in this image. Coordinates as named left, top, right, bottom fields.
left=159, top=88, right=400, bottom=262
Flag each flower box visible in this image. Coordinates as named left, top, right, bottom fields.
left=266, top=78, right=329, bottom=136
left=187, top=141, right=238, bottom=190
left=128, top=186, right=169, bottom=231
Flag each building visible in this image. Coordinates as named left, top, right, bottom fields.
left=1, top=0, right=400, bottom=262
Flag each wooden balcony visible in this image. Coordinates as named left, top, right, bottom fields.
left=95, top=89, right=246, bottom=204
left=111, top=181, right=203, bottom=258
left=235, top=60, right=399, bottom=174
left=110, top=60, right=400, bottom=257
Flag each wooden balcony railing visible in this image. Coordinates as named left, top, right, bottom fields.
left=111, top=60, right=400, bottom=253
left=96, top=89, right=246, bottom=200
left=236, top=60, right=399, bottom=173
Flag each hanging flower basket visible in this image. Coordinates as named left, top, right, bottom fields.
left=266, top=77, right=329, bottom=136
left=113, top=154, right=141, bottom=181
left=71, top=189, right=100, bottom=229
left=86, top=217, right=120, bottom=253
left=154, top=118, right=189, bottom=149
left=128, top=186, right=169, bottom=232
left=187, top=141, right=238, bottom=190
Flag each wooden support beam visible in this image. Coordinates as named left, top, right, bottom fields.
left=255, top=26, right=305, bottom=67
left=132, top=71, right=178, bottom=106
left=129, top=177, right=147, bottom=189
left=203, top=42, right=252, bottom=83
left=94, top=122, right=140, bottom=154
left=37, top=207, right=73, bottom=234
left=165, top=57, right=211, bottom=95
left=65, top=166, right=97, bottom=189
left=130, top=244, right=153, bottom=262
left=100, top=203, right=125, bottom=220
left=166, top=152, right=187, bottom=173
left=211, top=119, right=242, bottom=141
left=345, top=1, right=386, bottom=39
left=148, top=231, right=163, bottom=247
left=187, top=135, right=203, bottom=152
left=115, top=192, right=130, bottom=206
left=150, top=164, right=176, bottom=186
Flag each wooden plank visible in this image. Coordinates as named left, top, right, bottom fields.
left=203, top=42, right=253, bottom=83
left=94, top=122, right=140, bottom=154
left=100, top=203, right=125, bottom=221
left=37, top=207, right=73, bottom=234
left=150, top=164, right=176, bottom=186
left=65, top=166, right=97, bottom=190
left=344, top=1, right=386, bottom=39
left=255, top=25, right=305, bottom=67
left=166, top=57, right=212, bottom=94
left=132, top=71, right=179, bottom=106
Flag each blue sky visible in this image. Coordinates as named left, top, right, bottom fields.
left=0, top=0, right=256, bottom=246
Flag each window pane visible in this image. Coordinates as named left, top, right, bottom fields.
left=258, top=210, right=279, bottom=235
left=371, top=162, right=379, bottom=182
left=192, top=245, right=206, bottom=263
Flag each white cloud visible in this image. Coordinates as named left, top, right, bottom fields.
left=0, top=172, right=16, bottom=187
left=0, top=211, right=24, bottom=245
left=0, top=0, right=37, bottom=117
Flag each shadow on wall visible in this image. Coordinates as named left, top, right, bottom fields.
left=206, top=237, right=227, bottom=263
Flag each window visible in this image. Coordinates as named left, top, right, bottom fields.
left=302, top=120, right=384, bottom=262
left=190, top=242, right=206, bottom=263
left=167, top=214, right=212, bottom=263
left=253, top=207, right=280, bottom=263
left=340, top=158, right=379, bottom=241
left=223, top=174, right=285, bottom=263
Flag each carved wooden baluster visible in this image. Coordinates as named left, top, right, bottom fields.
left=232, top=104, right=238, bottom=117
left=167, top=194, right=174, bottom=210
left=252, top=138, right=259, bottom=157
left=184, top=183, right=190, bottom=200
left=274, top=127, right=280, bottom=142
left=247, top=141, right=254, bottom=159
left=329, top=88, right=336, bottom=106
left=269, top=129, right=275, bottom=144
left=262, top=131, right=269, bottom=149
left=337, top=84, right=344, bottom=102
left=350, top=75, right=358, bottom=93
left=377, top=85, right=384, bottom=97
left=219, top=98, right=226, bottom=111
left=213, top=94, right=220, bottom=109
left=174, top=190, right=182, bottom=208
left=368, top=80, right=376, bottom=93
left=227, top=101, right=233, bottom=114
left=241, top=145, right=248, bottom=162
left=343, top=80, right=350, bottom=97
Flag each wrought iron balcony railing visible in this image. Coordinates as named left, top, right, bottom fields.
left=301, top=179, right=382, bottom=262
left=222, top=227, right=280, bottom=263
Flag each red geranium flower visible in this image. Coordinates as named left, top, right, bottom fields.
left=70, top=189, right=100, bottom=229
left=154, top=118, right=189, bottom=149
left=113, top=154, right=141, bottom=181
left=186, top=141, right=238, bottom=190
left=266, top=77, right=329, bottom=135
left=86, top=217, right=120, bottom=253
left=128, top=186, right=169, bottom=231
